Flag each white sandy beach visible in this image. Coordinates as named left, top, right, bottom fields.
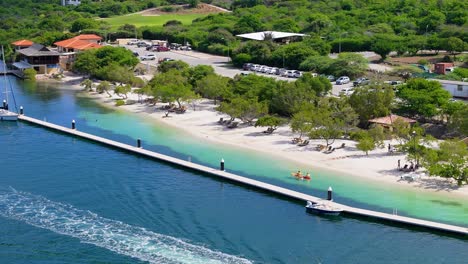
left=59, top=76, right=468, bottom=199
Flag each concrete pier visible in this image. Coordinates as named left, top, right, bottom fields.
left=18, top=115, right=468, bottom=236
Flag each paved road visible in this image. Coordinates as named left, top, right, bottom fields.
left=124, top=44, right=353, bottom=96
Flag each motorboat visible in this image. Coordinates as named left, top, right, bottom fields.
left=305, top=200, right=343, bottom=216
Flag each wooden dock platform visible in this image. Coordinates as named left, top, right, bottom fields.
left=17, top=115, right=468, bottom=236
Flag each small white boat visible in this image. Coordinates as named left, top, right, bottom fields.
left=305, top=201, right=343, bottom=216
left=0, top=108, right=18, bottom=121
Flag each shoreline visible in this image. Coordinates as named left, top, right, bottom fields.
left=73, top=86, right=468, bottom=199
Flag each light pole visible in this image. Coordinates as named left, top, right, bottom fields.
left=424, top=24, right=429, bottom=53
left=412, top=130, right=418, bottom=165
left=338, top=31, right=347, bottom=53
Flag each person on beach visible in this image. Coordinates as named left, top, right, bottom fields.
left=398, top=159, right=401, bottom=170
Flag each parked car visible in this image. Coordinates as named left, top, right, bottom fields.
left=287, top=70, right=295, bottom=78
left=243, top=63, right=253, bottom=70
left=137, top=41, right=151, bottom=48
left=277, top=68, right=287, bottom=76
left=146, top=44, right=159, bottom=51
left=257, top=65, right=266, bottom=72
left=140, top=54, right=156, bottom=61
left=127, top=39, right=138, bottom=45
left=261, top=66, right=271, bottom=73
left=268, top=67, right=278, bottom=74
left=353, top=77, right=370, bottom=87
left=384, top=80, right=403, bottom=86
left=250, top=64, right=260, bottom=71
left=132, top=51, right=139, bottom=57
left=156, top=46, right=170, bottom=52
left=292, top=70, right=302, bottom=78
left=336, top=76, right=350, bottom=85
left=340, top=87, right=354, bottom=96
left=327, top=75, right=335, bottom=81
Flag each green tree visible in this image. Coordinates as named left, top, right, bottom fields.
left=114, top=84, right=131, bottom=99
left=97, top=81, right=112, bottom=97
left=295, top=74, right=332, bottom=97
left=290, top=105, right=314, bottom=139
left=149, top=69, right=195, bottom=108
left=329, top=53, right=368, bottom=78
left=157, top=60, right=190, bottom=74
left=255, top=115, right=284, bottom=133
left=371, top=37, right=395, bottom=61
left=299, top=55, right=333, bottom=73
left=368, top=125, right=386, bottom=148
left=307, top=100, right=344, bottom=147
left=349, top=85, right=394, bottom=125
left=397, top=78, right=451, bottom=119
left=80, top=79, right=94, bottom=91
left=270, top=81, right=316, bottom=117
left=188, top=0, right=199, bottom=8
left=188, top=65, right=215, bottom=86
left=195, top=74, right=230, bottom=104
left=217, top=96, right=267, bottom=124
left=442, top=37, right=465, bottom=60
left=356, top=133, right=376, bottom=156
left=70, top=18, right=98, bottom=33
left=73, top=50, right=99, bottom=75
left=447, top=103, right=468, bottom=136
left=423, top=140, right=468, bottom=185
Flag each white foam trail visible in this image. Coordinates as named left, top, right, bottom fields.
left=0, top=188, right=252, bottom=264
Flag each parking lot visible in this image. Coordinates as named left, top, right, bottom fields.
left=123, top=44, right=353, bottom=96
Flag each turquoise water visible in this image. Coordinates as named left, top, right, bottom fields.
left=0, top=77, right=467, bottom=263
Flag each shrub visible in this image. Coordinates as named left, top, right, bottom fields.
left=115, top=99, right=125, bottom=106
left=23, top=68, right=36, bottom=80
left=417, top=59, right=429, bottom=65
left=232, top=53, right=252, bottom=67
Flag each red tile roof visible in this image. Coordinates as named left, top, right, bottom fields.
left=369, top=114, right=416, bottom=126
left=74, top=34, right=103, bottom=41
left=11, top=39, right=34, bottom=47
left=54, top=37, right=102, bottom=51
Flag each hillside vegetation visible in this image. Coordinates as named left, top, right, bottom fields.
left=0, top=0, right=466, bottom=69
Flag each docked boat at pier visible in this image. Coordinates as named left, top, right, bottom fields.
left=305, top=200, right=343, bottom=216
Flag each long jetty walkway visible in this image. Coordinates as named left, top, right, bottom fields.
left=18, top=115, right=468, bottom=236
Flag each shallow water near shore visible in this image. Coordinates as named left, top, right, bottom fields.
left=0, top=77, right=467, bottom=263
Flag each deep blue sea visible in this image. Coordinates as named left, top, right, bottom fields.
left=0, top=77, right=467, bottom=263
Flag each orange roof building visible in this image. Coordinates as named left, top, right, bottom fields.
left=11, top=39, right=34, bottom=50
left=369, top=114, right=416, bottom=129
left=54, top=34, right=102, bottom=53
left=74, top=34, right=102, bottom=41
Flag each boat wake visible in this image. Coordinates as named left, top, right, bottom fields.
left=0, top=188, right=252, bottom=264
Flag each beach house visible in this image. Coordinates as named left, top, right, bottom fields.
left=11, top=43, right=60, bottom=75
left=368, top=114, right=416, bottom=131
left=54, top=34, right=102, bottom=70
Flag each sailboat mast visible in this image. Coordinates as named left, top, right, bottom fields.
left=1, top=45, right=8, bottom=109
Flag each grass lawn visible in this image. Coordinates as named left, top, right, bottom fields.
left=102, top=13, right=206, bottom=29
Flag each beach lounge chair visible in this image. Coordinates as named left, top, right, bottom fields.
left=227, top=121, right=239, bottom=129
left=315, top=144, right=326, bottom=151
left=336, top=143, right=345, bottom=149
left=292, top=138, right=303, bottom=144
left=218, top=118, right=224, bottom=124
left=263, top=127, right=275, bottom=134
left=298, top=140, right=309, bottom=147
